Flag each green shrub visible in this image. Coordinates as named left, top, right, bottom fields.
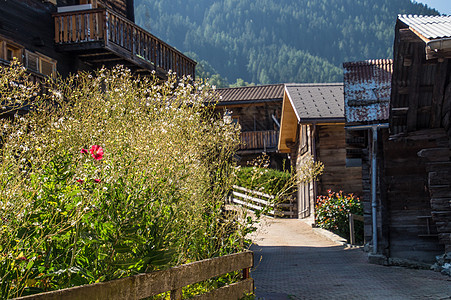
left=234, top=166, right=292, bottom=196
left=315, top=191, right=363, bottom=243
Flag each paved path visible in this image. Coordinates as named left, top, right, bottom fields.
left=250, top=218, right=451, bottom=300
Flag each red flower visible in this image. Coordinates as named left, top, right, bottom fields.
left=80, top=148, right=89, bottom=154
left=94, top=179, right=101, bottom=183
left=90, top=145, right=104, bottom=160
left=77, top=179, right=84, bottom=183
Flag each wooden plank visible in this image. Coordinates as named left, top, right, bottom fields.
left=418, top=147, right=451, bottom=162
left=430, top=60, right=448, bottom=128
left=407, top=46, right=422, bottom=131
left=192, top=278, right=253, bottom=300
left=233, top=185, right=274, bottom=199
left=170, top=288, right=182, bottom=300
left=89, top=12, right=95, bottom=40
left=232, top=191, right=272, bottom=206
left=279, top=211, right=296, bottom=216
left=63, top=15, right=69, bottom=42
left=15, top=251, right=253, bottom=300
left=232, top=198, right=275, bottom=215
left=98, top=11, right=104, bottom=40
left=54, top=16, right=60, bottom=43
left=80, top=13, right=86, bottom=41
left=71, top=14, right=76, bottom=42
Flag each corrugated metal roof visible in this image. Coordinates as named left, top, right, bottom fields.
left=211, top=84, right=284, bottom=104
left=343, top=59, right=393, bottom=123
left=284, top=83, right=344, bottom=122
left=398, top=15, right=451, bottom=40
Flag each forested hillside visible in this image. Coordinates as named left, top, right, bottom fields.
left=135, top=0, right=438, bottom=86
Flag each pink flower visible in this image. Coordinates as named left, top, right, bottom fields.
left=90, top=145, right=104, bottom=160
left=77, top=179, right=84, bottom=183
left=80, top=148, right=89, bottom=154
left=94, top=179, right=101, bottom=183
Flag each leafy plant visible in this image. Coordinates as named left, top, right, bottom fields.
left=0, top=64, right=252, bottom=298
left=315, top=191, right=363, bottom=243
left=234, top=166, right=292, bottom=196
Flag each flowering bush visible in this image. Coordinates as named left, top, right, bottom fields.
left=0, top=64, right=247, bottom=298
left=315, top=191, right=363, bottom=243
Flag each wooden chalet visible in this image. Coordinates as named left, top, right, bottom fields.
left=278, top=83, right=362, bottom=220
left=369, top=15, right=451, bottom=264
left=212, top=84, right=288, bottom=169
left=343, top=59, right=393, bottom=252
left=0, top=0, right=195, bottom=80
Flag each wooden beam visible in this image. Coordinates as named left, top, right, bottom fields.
left=391, top=107, right=409, bottom=113
left=89, top=57, right=124, bottom=63
left=407, top=46, right=422, bottom=131
left=15, top=251, right=254, bottom=300
left=430, top=60, right=449, bottom=128
left=78, top=51, right=111, bottom=58
left=408, top=26, right=431, bottom=44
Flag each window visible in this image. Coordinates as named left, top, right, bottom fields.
left=0, top=37, right=23, bottom=63
left=25, top=50, right=57, bottom=77
left=0, top=36, right=56, bottom=77
left=39, top=56, right=57, bottom=77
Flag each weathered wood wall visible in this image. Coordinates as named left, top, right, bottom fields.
left=317, top=124, right=362, bottom=196
left=293, top=124, right=363, bottom=219
left=0, top=0, right=90, bottom=77
left=295, top=124, right=314, bottom=218
left=218, top=102, right=281, bottom=132
left=97, top=0, right=134, bottom=21
left=217, top=102, right=288, bottom=169
left=382, top=131, right=445, bottom=263
left=386, top=19, right=451, bottom=259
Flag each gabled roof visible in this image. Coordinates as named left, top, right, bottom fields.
left=284, top=83, right=344, bottom=122
left=211, top=84, right=284, bottom=105
left=343, top=59, right=393, bottom=123
left=278, top=83, right=344, bottom=153
left=398, top=15, right=451, bottom=40
left=398, top=15, right=451, bottom=60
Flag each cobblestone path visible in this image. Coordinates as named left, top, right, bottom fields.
left=250, top=218, right=451, bottom=300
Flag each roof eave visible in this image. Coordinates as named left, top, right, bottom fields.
left=426, top=38, right=451, bottom=60
left=299, top=117, right=345, bottom=124
left=214, top=98, right=283, bottom=106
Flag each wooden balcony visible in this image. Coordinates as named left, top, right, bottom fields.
left=53, top=8, right=196, bottom=79
left=240, top=130, right=279, bottom=152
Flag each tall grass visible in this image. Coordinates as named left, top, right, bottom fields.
left=0, top=63, right=249, bottom=298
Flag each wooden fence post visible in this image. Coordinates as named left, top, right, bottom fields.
left=242, top=267, right=250, bottom=280
left=349, top=213, right=355, bottom=245
left=170, top=288, right=182, bottom=300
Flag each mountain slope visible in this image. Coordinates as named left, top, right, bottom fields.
left=135, top=0, right=438, bottom=85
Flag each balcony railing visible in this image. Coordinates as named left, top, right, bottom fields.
left=240, top=130, right=279, bottom=151
left=53, top=8, right=196, bottom=78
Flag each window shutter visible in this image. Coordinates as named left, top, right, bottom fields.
left=40, top=59, right=55, bottom=77
left=25, top=51, right=39, bottom=72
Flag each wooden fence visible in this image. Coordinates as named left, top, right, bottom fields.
left=240, top=130, right=279, bottom=150
left=230, top=185, right=296, bottom=218
left=15, top=251, right=253, bottom=300
left=348, top=213, right=364, bottom=245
